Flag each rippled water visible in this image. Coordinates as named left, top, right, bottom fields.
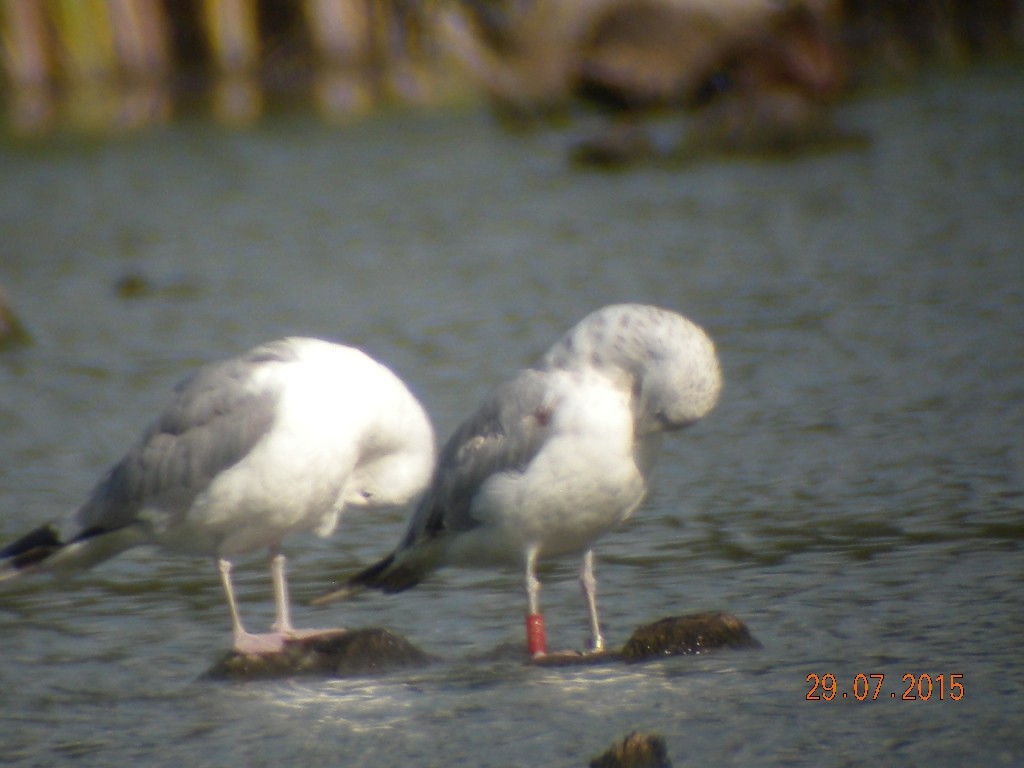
left=1, top=66, right=1022, bottom=766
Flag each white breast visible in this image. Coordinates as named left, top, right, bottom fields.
left=458, top=371, right=652, bottom=564
left=175, top=340, right=432, bottom=556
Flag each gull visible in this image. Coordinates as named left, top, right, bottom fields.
left=1, top=338, right=434, bottom=655
left=315, top=304, right=721, bottom=656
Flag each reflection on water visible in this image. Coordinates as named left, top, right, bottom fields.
left=0, top=65, right=1022, bottom=766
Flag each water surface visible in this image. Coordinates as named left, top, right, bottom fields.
left=1, top=66, right=1022, bottom=766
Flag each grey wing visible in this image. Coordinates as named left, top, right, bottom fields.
left=399, top=368, right=555, bottom=548
left=71, top=344, right=292, bottom=536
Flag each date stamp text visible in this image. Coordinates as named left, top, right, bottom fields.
left=806, top=673, right=964, bottom=701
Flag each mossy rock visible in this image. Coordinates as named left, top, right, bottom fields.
left=202, top=627, right=434, bottom=681
left=619, top=611, right=761, bottom=661
left=532, top=612, right=760, bottom=667
left=590, top=731, right=672, bottom=768
left=202, top=613, right=758, bottom=679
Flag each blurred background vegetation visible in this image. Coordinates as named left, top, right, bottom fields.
left=0, top=0, right=1021, bottom=136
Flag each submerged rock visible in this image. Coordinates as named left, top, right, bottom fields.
left=0, top=284, right=31, bottom=351
left=590, top=731, right=672, bottom=768
left=202, top=628, right=433, bottom=681
left=113, top=270, right=201, bottom=300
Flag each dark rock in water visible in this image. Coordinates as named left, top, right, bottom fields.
left=590, top=731, right=672, bottom=768
left=202, top=614, right=756, bottom=679
left=619, top=612, right=760, bottom=661
left=202, top=628, right=433, bottom=681
left=0, top=284, right=31, bottom=351
left=570, top=122, right=661, bottom=167
left=530, top=612, right=759, bottom=666
left=113, top=270, right=201, bottom=300
left=113, top=272, right=155, bottom=299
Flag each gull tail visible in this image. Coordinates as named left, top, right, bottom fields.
left=0, top=524, right=64, bottom=581
left=311, top=550, right=425, bottom=606
left=1, top=523, right=143, bottom=582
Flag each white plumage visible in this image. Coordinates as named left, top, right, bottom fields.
left=1, top=337, right=435, bottom=654
left=317, top=304, right=722, bottom=656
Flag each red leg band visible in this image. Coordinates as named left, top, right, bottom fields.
left=526, top=612, right=547, bottom=656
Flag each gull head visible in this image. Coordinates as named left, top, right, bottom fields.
left=539, top=304, right=722, bottom=435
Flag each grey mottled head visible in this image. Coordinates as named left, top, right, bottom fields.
left=538, top=304, right=722, bottom=434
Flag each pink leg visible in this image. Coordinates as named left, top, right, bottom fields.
left=217, top=557, right=285, bottom=654
left=579, top=550, right=605, bottom=652
left=269, top=549, right=340, bottom=641
left=270, top=551, right=294, bottom=634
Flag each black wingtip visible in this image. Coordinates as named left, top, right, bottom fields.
left=0, top=523, right=64, bottom=574
left=311, top=552, right=423, bottom=606
left=347, top=553, right=397, bottom=590
left=351, top=552, right=425, bottom=594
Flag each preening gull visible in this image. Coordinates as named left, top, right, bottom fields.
left=0, top=338, right=435, bottom=654
left=315, top=304, right=721, bottom=656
